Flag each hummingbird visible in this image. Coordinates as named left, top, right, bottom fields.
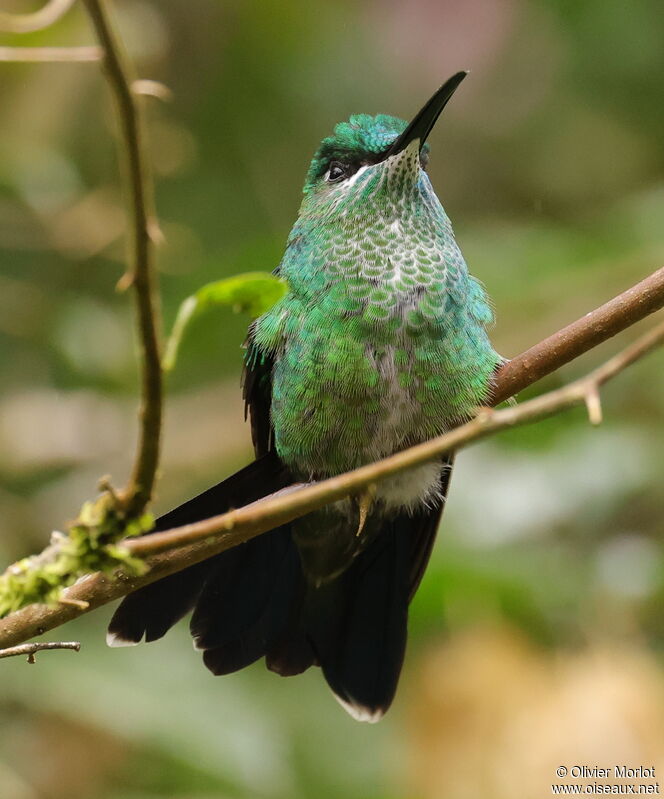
left=107, top=72, right=500, bottom=722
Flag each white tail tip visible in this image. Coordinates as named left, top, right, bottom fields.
left=106, top=629, right=142, bottom=648
left=333, top=692, right=385, bottom=723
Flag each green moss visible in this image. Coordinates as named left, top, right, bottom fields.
left=0, top=493, right=152, bottom=618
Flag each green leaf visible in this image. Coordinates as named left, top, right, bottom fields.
left=162, top=271, right=288, bottom=372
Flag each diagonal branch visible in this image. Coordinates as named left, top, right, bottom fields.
left=122, top=316, right=664, bottom=555
left=0, top=314, right=661, bottom=649
left=83, top=0, right=163, bottom=518
left=492, top=266, right=664, bottom=403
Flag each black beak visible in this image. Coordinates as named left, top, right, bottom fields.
left=380, top=71, right=468, bottom=160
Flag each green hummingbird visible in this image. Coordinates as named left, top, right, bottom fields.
left=108, top=72, right=500, bottom=722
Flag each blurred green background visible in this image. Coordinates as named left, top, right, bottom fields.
left=1, top=1, right=663, bottom=797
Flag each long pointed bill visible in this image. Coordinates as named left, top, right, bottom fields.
left=380, top=71, right=468, bottom=160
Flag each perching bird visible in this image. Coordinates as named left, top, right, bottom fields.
left=107, top=72, right=500, bottom=722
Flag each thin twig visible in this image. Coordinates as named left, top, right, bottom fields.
left=83, top=0, right=163, bottom=518
left=0, top=0, right=75, bottom=33
left=0, top=46, right=102, bottom=62
left=0, top=641, right=80, bottom=663
left=0, top=316, right=661, bottom=649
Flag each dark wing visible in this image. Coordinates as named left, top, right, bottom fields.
left=106, top=453, right=292, bottom=646
left=242, top=333, right=274, bottom=458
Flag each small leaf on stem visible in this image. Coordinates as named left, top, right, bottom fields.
left=163, top=272, right=288, bottom=371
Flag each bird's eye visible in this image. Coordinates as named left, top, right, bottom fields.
left=326, top=161, right=348, bottom=182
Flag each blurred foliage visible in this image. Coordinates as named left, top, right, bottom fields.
left=0, top=0, right=662, bottom=797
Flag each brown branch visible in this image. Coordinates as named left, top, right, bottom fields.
left=0, top=0, right=75, bottom=33
left=492, top=266, right=664, bottom=404
left=0, top=314, right=661, bottom=649
left=0, top=46, right=102, bottom=62
left=0, top=641, right=80, bottom=663
left=83, top=0, right=163, bottom=518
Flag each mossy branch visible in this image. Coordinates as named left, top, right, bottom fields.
left=0, top=493, right=152, bottom=618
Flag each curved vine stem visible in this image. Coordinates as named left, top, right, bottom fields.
left=0, top=0, right=76, bottom=34
left=83, top=0, right=163, bottom=518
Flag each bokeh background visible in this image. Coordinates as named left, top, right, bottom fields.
left=1, top=1, right=663, bottom=797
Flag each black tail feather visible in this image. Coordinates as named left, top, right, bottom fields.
left=106, top=453, right=291, bottom=647
left=107, top=453, right=450, bottom=722
left=193, top=526, right=303, bottom=674
left=107, top=558, right=214, bottom=646
left=305, top=519, right=411, bottom=722
left=190, top=536, right=273, bottom=651
left=265, top=625, right=317, bottom=677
